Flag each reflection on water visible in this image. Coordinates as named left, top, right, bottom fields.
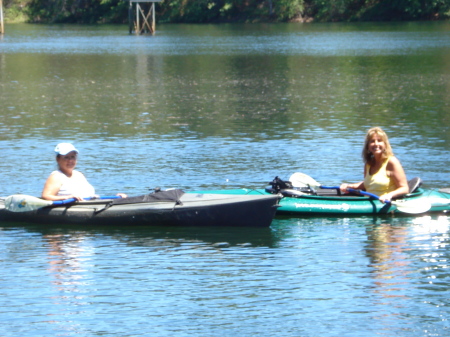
left=2, top=22, right=450, bottom=56
left=8, top=225, right=279, bottom=335
left=0, top=23, right=449, bottom=198
left=411, top=215, right=450, bottom=292
left=36, top=224, right=281, bottom=249
left=363, top=216, right=450, bottom=335
left=43, top=233, right=92, bottom=333
left=1, top=215, right=450, bottom=336
left=1, top=21, right=450, bottom=337
left=45, top=233, right=91, bottom=289
left=366, top=223, right=411, bottom=293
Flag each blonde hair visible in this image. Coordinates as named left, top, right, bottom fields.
left=362, top=127, right=393, bottom=164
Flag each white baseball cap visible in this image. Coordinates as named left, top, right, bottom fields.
left=54, top=143, right=79, bottom=155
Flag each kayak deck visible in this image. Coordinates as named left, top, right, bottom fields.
left=0, top=193, right=281, bottom=227
left=190, top=188, right=450, bottom=217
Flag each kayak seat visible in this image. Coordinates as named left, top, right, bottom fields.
left=408, top=177, right=422, bottom=193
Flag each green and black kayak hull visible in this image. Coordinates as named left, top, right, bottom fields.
left=190, top=188, right=450, bottom=217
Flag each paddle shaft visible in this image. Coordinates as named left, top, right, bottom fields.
left=347, top=188, right=389, bottom=202
left=52, top=195, right=121, bottom=205
left=5, top=194, right=123, bottom=213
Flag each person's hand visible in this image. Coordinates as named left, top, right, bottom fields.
left=69, top=194, right=85, bottom=201
left=340, top=183, right=349, bottom=193
left=378, top=194, right=393, bottom=203
left=116, top=193, right=127, bottom=198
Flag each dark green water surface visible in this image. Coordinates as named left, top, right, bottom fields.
left=0, top=22, right=449, bottom=336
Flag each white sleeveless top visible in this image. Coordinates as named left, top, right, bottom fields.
left=53, top=170, right=96, bottom=197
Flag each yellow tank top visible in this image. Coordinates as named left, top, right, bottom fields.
left=364, top=157, right=396, bottom=196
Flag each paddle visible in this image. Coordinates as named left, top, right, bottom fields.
left=4, top=195, right=121, bottom=213
left=289, top=172, right=339, bottom=189
left=346, top=189, right=431, bottom=214
left=288, top=172, right=431, bottom=214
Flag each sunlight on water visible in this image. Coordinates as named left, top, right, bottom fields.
left=0, top=22, right=449, bottom=337
left=2, top=216, right=450, bottom=336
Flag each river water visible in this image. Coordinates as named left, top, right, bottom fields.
left=0, top=22, right=450, bottom=336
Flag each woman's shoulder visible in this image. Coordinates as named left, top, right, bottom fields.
left=49, top=170, right=65, bottom=178
left=46, top=170, right=66, bottom=183
left=387, top=155, right=401, bottom=164
left=386, top=156, right=403, bottom=170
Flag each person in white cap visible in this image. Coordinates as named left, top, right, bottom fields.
left=42, top=143, right=126, bottom=201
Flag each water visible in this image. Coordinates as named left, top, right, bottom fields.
left=0, top=22, right=450, bottom=336
left=1, top=216, right=449, bottom=336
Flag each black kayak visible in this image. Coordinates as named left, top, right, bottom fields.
left=0, top=190, right=280, bottom=227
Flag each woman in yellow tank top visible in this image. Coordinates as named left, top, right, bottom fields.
left=340, top=127, right=409, bottom=203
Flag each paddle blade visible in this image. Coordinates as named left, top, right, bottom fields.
left=392, top=199, right=431, bottom=214
left=4, top=195, right=53, bottom=212
left=289, top=172, right=322, bottom=189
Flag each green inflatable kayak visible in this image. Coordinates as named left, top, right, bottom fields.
left=191, top=175, right=450, bottom=217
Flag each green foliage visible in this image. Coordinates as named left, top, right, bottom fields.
left=157, top=0, right=274, bottom=23
left=24, top=0, right=129, bottom=23
left=274, top=0, right=304, bottom=20
left=2, top=0, right=30, bottom=22
left=363, top=0, right=450, bottom=21
left=307, top=0, right=450, bottom=21
left=3, top=5, right=29, bottom=22
left=155, top=0, right=305, bottom=23
left=3, top=0, right=450, bottom=23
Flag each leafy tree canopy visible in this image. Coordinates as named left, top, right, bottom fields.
left=2, top=0, right=449, bottom=24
